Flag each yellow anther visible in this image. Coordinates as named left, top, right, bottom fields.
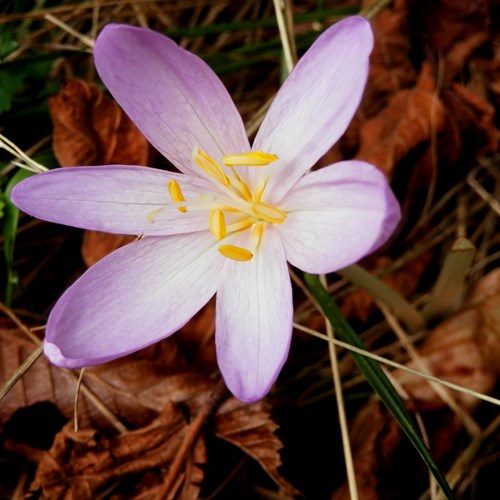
left=194, top=150, right=230, bottom=187
left=208, top=209, right=226, bottom=240
left=222, top=151, right=278, bottom=167
left=167, top=180, right=187, bottom=213
left=251, top=201, right=287, bottom=224
left=218, top=244, right=253, bottom=262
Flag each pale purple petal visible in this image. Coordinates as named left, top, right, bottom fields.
left=11, top=166, right=212, bottom=236
left=43, top=232, right=222, bottom=368
left=278, top=161, right=401, bottom=274
left=253, top=17, right=373, bottom=203
left=94, top=24, right=250, bottom=175
left=216, top=227, right=293, bottom=402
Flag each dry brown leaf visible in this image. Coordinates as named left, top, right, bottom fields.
left=0, top=322, right=210, bottom=432
left=340, top=252, right=433, bottom=322
left=414, top=0, right=490, bottom=54
left=27, top=403, right=197, bottom=499
left=332, top=402, right=401, bottom=500
left=355, top=62, right=446, bottom=177
left=81, top=231, right=136, bottom=267
left=1, top=320, right=296, bottom=497
left=49, top=79, right=151, bottom=266
left=49, top=80, right=150, bottom=167
left=334, top=270, right=500, bottom=498
left=361, top=0, right=416, bottom=115
left=396, top=269, right=500, bottom=411
left=214, top=397, right=300, bottom=497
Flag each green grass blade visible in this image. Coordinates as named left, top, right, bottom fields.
left=303, top=273, right=454, bottom=499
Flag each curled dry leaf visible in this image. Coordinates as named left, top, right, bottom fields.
left=49, top=79, right=150, bottom=167
left=334, top=269, right=500, bottom=499
left=215, top=397, right=300, bottom=497
left=0, top=321, right=296, bottom=496
left=332, top=402, right=401, bottom=500
left=360, top=0, right=416, bottom=115
left=28, top=403, right=204, bottom=499
left=49, top=79, right=151, bottom=266
left=355, top=62, right=446, bottom=178
left=396, top=269, right=500, bottom=412
left=412, top=0, right=490, bottom=54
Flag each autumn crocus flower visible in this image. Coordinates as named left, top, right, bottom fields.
left=11, top=16, right=400, bottom=402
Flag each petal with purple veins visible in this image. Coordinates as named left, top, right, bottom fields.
left=254, top=17, right=373, bottom=203
left=94, top=24, right=250, bottom=175
left=216, top=227, right=293, bottom=402
left=278, top=161, right=401, bottom=274
left=11, top=165, right=212, bottom=236
left=44, top=232, right=222, bottom=368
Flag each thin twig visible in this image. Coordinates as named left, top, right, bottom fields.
left=0, top=345, right=43, bottom=402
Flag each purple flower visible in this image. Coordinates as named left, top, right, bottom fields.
left=11, top=16, right=400, bottom=402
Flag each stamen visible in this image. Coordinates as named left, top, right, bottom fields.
left=194, top=150, right=230, bottom=187
left=167, top=180, right=187, bottom=213
left=147, top=207, right=164, bottom=223
left=219, top=244, right=253, bottom=262
left=251, top=222, right=264, bottom=248
left=208, top=209, right=226, bottom=240
left=226, top=218, right=254, bottom=233
left=222, top=151, right=278, bottom=167
left=228, top=175, right=252, bottom=202
left=251, top=201, right=287, bottom=223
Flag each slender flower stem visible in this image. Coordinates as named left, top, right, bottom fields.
left=303, top=273, right=454, bottom=499
left=320, top=275, right=359, bottom=500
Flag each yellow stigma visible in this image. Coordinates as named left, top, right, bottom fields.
left=167, top=180, right=187, bottom=213
left=194, top=149, right=230, bottom=187
left=222, top=151, right=278, bottom=167
left=218, top=244, right=253, bottom=262
left=251, top=201, right=287, bottom=224
left=208, top=209, right=226, bottom=240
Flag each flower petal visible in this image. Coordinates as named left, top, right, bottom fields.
left=43, top=232, right=222, bottom=368
left=94, top=24, right=250, bottom=175
left=215, top=227, right=293, bottom=402
left=11, top=166, right=212, bottom=236
left=278, top=161, right=401, bottom=274
left=253, top=17, right=373, bottom=203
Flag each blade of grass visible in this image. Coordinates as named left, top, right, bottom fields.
left=304, top=272, right=454, bottom=500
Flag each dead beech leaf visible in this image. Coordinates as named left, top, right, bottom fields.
left=332, top=402, right=401, bottom=500
left=414, top=0, right=490, bottom=54
left=1, top=320, right=295, bottom=496
left=28, top=403, right=203, bottom=499
left=49, top=79, right=151, bottom=266
left=360, top=0, right=416, bottom=115
left=214, top=397, right=300, bottom=497
left=81, top=230, right=135, bottom=267
left=334, top=270, right=500, bottom=498
left=395, top=269, right=500, bottom=412
left=355, top=62, right=446, bottom=178
left=440, top=82, right=498, bottom=165
left=0, top=322, right=207, bottom=432
left=49, top=79, right=150, bottom=167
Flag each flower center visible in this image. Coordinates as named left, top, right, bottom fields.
left=167, top=149, right=286, bottom=262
